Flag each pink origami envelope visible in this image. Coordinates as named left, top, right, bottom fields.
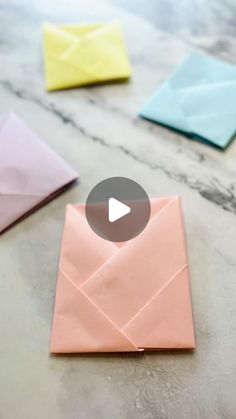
left=0, top=113, right=78, bottom=233
left=50, top=196, right=196, bottom=353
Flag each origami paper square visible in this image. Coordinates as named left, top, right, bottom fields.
left=50, top=197, right=195, bottom=353
left=0, top=113, right=78, bottom=233
left=43, top=21, right=132, bottom=91
left=139, top=51, right=236, bottom=149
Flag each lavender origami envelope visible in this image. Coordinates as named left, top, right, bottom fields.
left=50, top=196, right=196, bottom=353
left=0, top=113, right=78, bottom=233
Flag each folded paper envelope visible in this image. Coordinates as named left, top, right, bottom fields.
left=43, top=21, right=132, bottom=91
left=50, top=196, right=195, bottom=353
left=140, top=51, right=236, bottom=149
left=0, top=113, right=78, bottom=233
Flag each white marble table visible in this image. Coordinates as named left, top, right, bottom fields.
left=0, top=0, right=236, bottom=418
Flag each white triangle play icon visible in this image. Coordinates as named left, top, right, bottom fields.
left=108, top=198, right=131, bottom=223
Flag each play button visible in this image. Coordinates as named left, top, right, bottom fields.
left=108, top=198, right=131, bottom=222
left=85, top=177, right=151, bottom=242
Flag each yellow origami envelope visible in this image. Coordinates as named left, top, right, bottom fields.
left=43, top=21, right=132, bottom=91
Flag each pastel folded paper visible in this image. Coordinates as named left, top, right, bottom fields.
left=140, top=51, right=236, bottom=149
left=0, top=113, right=78, bottom=233
left=50, top=197, right=195, bottom=353
left=43, top=21, right=132, bottom=91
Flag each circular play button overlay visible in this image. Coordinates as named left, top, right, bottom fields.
left=85, top=177, right=151, bottom=242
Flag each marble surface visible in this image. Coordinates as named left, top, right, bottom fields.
left=0, top=0, right=236, bottom=418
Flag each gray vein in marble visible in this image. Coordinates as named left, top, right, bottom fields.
left=1, top=79, right=236, bottom=216
left=111, top=0, right=236, bottom=61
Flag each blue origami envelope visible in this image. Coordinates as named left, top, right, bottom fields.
left=139, top=51, right=236, bottom=149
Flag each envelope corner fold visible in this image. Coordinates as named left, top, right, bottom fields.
left=123, top=265, right=196, bottom=349
left=50, top=270, right=138, bottom=353
left=139, top=81, right=190, bottom=133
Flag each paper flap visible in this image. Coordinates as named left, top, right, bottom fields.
left=50, top=271, right=138, bottom=353
left=149, top=197, right=175, bottom=218
left=177, top=81, right=236, bottom=116
left=43, top=23, right=78, bottom=58
left=189, top=111, right=236, bottom=148
left=140, top=81, right=190, bottom=133
left=60, top=22, right=130, bottom=80
left=43, top=24, right=95, bottom=89
left=170, top=51, right=236, bottom=89
left=82, top=197, right=188, bottom=328
left=123, top=266, right=195, bottom=349
left=60, top=205, right=117, bottom=287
